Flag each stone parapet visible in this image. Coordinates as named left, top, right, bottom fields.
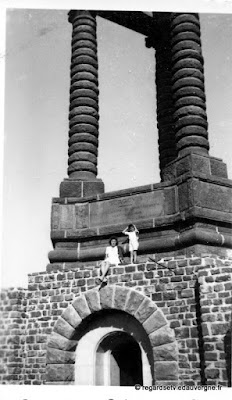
left=49, top=173, right=232, bottom=263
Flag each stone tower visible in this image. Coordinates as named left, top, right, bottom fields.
left=0, top=11, right=231, bottom=387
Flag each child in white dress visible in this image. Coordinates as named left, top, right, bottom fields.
left=99, top=237, right=123, bottom=283
left=122, top=224, right=139, bottom=264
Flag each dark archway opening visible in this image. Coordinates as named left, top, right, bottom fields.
left=96, top=331, right=143, bottom=386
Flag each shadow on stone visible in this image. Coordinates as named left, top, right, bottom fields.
left=224, top=329, right=231, bottom=387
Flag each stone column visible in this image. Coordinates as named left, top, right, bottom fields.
left=60, top=10, right=104, bottom=197
left=154, top=19, right=177, bottom=181
left=170, top=13, right=209, bottom=156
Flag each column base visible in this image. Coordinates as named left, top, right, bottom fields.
left=59, top=178, right=104, bottom=198
left=162, top=152, right=228, bottom=181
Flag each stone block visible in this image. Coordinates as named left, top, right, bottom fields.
left=143, top=310, right=167, bottom=334
left=149, top=326, right=175, bottom=347
left=54, top=317, right=76, bottom=340
left=62, top=305, right=82, bottom=328
left=154, top=361, right=178, bottom=380
left=201, top=323, right=210, bottom=336
left=59, top=205, right=75, bottom=230
left=194, top=180, right=232, bottom=213
left=153, top=342, right=178, bottom=361
left=211, top=323, right=229, bottom=335
left=51, top=204, right=60, bottom=230
left=46, top=347, right=75, bottom=364
left=100, top=286, right=115, bottom=309
left=163, top=291, right=176, bottom=300
left=46, top=364, right=75, bottom=382
left=83, top=180, right=105, bottom=197
left=60, top=180, right=82, bottom=197
left=178, top=181, right=191, bottom=212
left=181, top=288, right=194, bottom=298
left=134, top=297, right=157, bottom=324
left=124, top=290, right=145, bottom=315
left=192, top=154, right=211, bottom=175
left=75, top=203, right=89, bottom=229
left=84, top=289, right=101, bottom=312
left=174, top=327, right=190, bottom=339
left=215, top=274, right=231, bottom=282
left=47, top=332, right=77, bottom=351
left=114, top=286, right=130, bottom=310
left=164, top=187, right=177, bottom=215
left=72, top=295, right=91, bottom=319
left=205, top=368, right=220, bottom=379
left=90, top=190, right=165, bottom=228
left=210, top=158, right=228, bottom=178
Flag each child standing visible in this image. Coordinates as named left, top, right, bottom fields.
left=122, top=224, right=139, bottom=264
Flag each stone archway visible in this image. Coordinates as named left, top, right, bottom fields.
left=45, top=286, right=178, bottom=385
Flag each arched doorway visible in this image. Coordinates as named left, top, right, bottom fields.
left=46, top=286, right=179, bottom=385
left=96, top=331, right=143, bottom=386
left=74, top=319, right=152, bottom=386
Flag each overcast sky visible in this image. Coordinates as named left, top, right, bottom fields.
left=1, top=6, right=232, bottom=288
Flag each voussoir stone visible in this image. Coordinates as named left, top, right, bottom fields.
left=113, top=286, right=130, bottom=310
left=54, top=317, right=76, bottom=340
left=84, top=289, right=101, bottom=312
left=134, top=297, right=157, bottom=324
left=72, top=295, right=91, bottom=319
left=46, top=347, right=75, bottom=364
left=153, top=342, right=178, bottom=361
left=47, top=332, right=77, bottom=351
left=100, top=286, right=115, bottom=309
left=124, top=290, right=145, bottom=315
left=154, top=361, right=178, bottom=381
left=46, top=363, right=75, bottom=382
left=143, top=309, right=167, bottom=335
left=62, top=305, right=82, bottom=328
left=149, top=326, right=175, bottom=347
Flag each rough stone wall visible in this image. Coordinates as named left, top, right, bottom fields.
left=0, top=289, right=27, bottom=384
left=198, top=259, right=232, bottom=386
left=0, top=255, right=231, bottom=386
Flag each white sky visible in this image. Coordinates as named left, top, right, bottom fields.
left=1, top=1, right=232, bottom=289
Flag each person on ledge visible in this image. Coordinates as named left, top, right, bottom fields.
left=122, top=223, right=139, bottom=264
left=99, top=237, right=124, bottom=283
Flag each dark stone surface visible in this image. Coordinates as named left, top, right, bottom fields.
left=154, top=361, right=178, bottom=380
left=46, top=347, right=75, bottom=364
left=46, top=364, right=75, bottom=382
left=143, top=309, right=167, bottom=334
left=72, top=295, right=91, bottom=319
left=153, top=342, right=178, bottom=361
left=90, top=190, right=165, bottom=228
left=54, top=317, right=76, bottom=340
left=47, top=332, right=77, bottom=351
left=59, top=179, right=104, bottom=198
left=210, top=158, right=228, bottom=178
